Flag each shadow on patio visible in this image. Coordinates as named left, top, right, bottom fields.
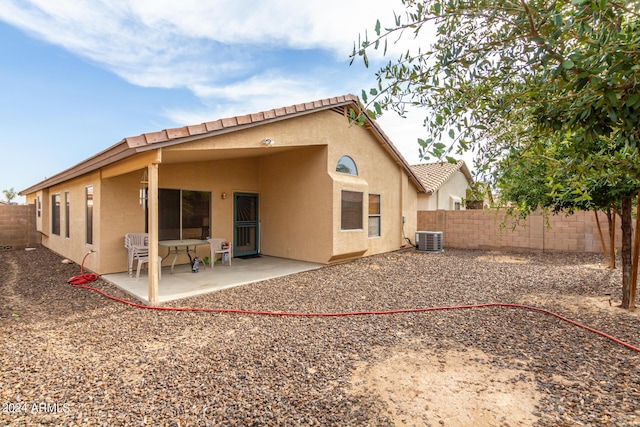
left=102, top=256, right=323, bottom=304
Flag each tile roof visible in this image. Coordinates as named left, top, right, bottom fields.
left=20, top=94, right=426, bottom=195
left=124, top=95, right=358, bottom=149
left=410, top=160, right=473, bottom=194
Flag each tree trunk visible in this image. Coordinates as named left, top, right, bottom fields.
left=594, top=210, right=611, bottom=267
left=630, top=191, right=640, bottom=311
left=608, top=209, right=616, bottom=269
left=620, top=195, right=633, bottom=309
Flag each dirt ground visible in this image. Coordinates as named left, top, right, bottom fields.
left=350, top=295, right=639, bottom=427
left=349, top=254, right=638, bottom=427
left=351, top=345, right=541, bottom=426
left=2, top=248, right=640, bottom=426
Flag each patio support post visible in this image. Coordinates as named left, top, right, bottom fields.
left=147, top=162, right=160, bottom=304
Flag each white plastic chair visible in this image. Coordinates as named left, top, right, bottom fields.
left=134, top=246, right=162, bottom=280
left=124, top=233, right=148, bottom=276
left=207, top=238, right=232, bottom=269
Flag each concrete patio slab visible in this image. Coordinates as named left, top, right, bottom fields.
left=102, top=255, right=323, bottom=304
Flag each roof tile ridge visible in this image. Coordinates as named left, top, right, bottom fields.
left=124, top=94, right=359, bottom=148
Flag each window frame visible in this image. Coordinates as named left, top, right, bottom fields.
left=450, top=195, right=463, bottom=211
left=155, top=188, right=211, bottom=240
left=64, top=192, right=70, bottom=238
left=336, top=156, right=358, bottom=176
left=368, top=194, right=381, bottom=238
left=51, top=194, right=61, bottom=236
left=86, top=186, right=93, bottom=245
left=340, top=190, right=363, bottom=231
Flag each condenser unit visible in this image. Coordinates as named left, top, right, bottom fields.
left=416, top=231, right=443, bottom=253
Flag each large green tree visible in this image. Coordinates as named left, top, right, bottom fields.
left=352, top=0, right=640, bottom=308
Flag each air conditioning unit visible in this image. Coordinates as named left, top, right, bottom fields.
left=416, top=231, right=443, bottom=252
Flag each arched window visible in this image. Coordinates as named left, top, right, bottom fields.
left=336, top=156, right=358, bottom=175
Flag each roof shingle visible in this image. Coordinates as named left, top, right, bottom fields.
left=411, top=160, right=473, bottom=194
left=123, top=94, right=358, bottom=148
left=20, top=94, right=427, bottom=195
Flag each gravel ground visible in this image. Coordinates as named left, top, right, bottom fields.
left=1, top=246, right=640, bottom=426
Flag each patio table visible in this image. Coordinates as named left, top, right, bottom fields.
left=159, top=239, right=209, bottom=273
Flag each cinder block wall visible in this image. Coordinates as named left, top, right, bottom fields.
left=417, top=209, right=626, bottom=253
left=0, top=204, right=41, bottom=251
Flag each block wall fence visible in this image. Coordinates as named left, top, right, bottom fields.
left=0, top=204, right=631, bottom=255
left=417, top=209, right=630, bottom=253
left=0, top=204, right=41, bottom=251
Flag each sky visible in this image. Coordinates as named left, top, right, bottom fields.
left=0, top=0, right=458, bottom=204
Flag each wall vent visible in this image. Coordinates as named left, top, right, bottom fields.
left=416, top=231, right=443, bottom=253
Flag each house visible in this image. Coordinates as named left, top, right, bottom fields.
left=20, top=95, right=426, bottom=303
left=411, top=160, right=473, bottom=210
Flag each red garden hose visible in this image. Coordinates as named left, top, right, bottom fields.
left=67, top=251, right=640, bottom=354
left=67, top=251, right=99, bottom=285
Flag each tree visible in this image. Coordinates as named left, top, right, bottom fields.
left=351, top=0, right=640, bottom=308
left=496, top=132, right=638, bottom=269
left=2, top=187, right=16, bottom=204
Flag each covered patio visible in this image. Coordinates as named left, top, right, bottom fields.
left=102, top=255, right=322, bottom=304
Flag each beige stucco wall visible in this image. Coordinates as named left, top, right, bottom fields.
left=417, top=170, right=470, bottom=210
left=31, top=171, right=102, bottom=273
left=98, top=157, right=261, bottom=274
left=259, top=145, right=334, bottom=263
left=325, top=114, right=416, bottom=260
left=25, top=108, right=421, bottom=274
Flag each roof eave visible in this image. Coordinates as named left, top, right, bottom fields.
left=19, top=94, right=427, bottom=195
left=363, top=118, right=427, bottom=194
left=19, top=140, right=134, bottom=195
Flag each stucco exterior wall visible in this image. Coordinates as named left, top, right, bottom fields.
left=100, top=171, right=151, bottom=274
left=98, top=157, right=261, bottom=274
left=24, top=108, right=422, bottom=273
left=259, top=146, right=333, bottom=263
left=325, top=114, right=416, bottom=260
left=417, top=170, right=470, bottom=210
left=34, top=171, right=102, bottom=273
left=401, top=173, right=418, bottom=247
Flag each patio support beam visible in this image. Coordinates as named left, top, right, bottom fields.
left=147, top=159, right=160, bottom=304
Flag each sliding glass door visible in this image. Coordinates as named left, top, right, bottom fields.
left=153, top=189, right=211, bottom=240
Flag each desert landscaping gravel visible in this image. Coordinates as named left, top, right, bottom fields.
left=2, top=246, right=640, bottom=426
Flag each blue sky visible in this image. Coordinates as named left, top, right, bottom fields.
left=0, top=0, right=444, bottom=203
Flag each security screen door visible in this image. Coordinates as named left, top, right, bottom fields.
left=233, top=193, right=259, bottom=257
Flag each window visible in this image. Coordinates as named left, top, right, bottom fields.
left=51, top=194, right=60, bottom=236
left=341, top=191, right=363, bottom=230
left=65, top=192, right=70, bottom=238
left=450, top=196, right=463, bottom=210
left=158, top=189, right=211, bottom=240
left=37, top=196, right=41, bottom=217
left=368, top=194, right=381, bottom=237
left=86, top=186, right=93, bottom=245
left=336, top=156, right=358, bottom=175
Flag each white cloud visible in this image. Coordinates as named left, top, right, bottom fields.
left=164, top=71, right=341, bottom=127
left=125, top=0, right=407, bottom=55
left=0, top=0, right=449, bottom=166
left=0, top=0, right=420, bottom=89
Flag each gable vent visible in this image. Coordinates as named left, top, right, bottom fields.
left=416, top=231, right=443, bottom=253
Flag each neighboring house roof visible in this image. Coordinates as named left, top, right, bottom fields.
left=410, top=160, right=473, bottom=195
left=20, top=94, right=426, bottom=195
